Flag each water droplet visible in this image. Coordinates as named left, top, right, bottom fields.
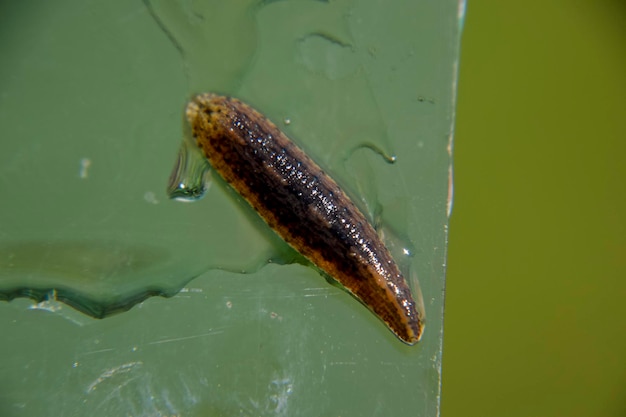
left=167, top=139, right=212, bottom=201
left=79, top=158, right=92, bottom=179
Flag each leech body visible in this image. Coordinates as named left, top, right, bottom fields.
left=184, top=93, right=424, bottom=344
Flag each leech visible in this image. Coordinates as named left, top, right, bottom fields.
left=171, top=93, right=424, bottom=345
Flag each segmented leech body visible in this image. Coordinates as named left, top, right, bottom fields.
left=184, top=93, right=424, bottom=345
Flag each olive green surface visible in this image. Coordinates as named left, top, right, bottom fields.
left=442, top=1, right=626, bottom=416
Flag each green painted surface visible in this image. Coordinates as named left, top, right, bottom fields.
left=0, top=0, right=461, bottom=416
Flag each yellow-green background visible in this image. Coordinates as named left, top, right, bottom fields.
left=442, top=1, right=625, bottom=416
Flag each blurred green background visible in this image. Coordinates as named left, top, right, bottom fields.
left=442, top=1, right=625, bottom=416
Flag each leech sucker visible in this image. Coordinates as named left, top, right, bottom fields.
left=185, top=93, right=424, bottom=345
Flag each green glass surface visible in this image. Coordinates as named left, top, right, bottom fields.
left=0, top=0, right=462, bottom=415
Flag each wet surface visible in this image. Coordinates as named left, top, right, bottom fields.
left=0, top=0, right=458, bottom=415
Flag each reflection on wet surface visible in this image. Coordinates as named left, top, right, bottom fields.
left=0, top=240, right=181, bottom=318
